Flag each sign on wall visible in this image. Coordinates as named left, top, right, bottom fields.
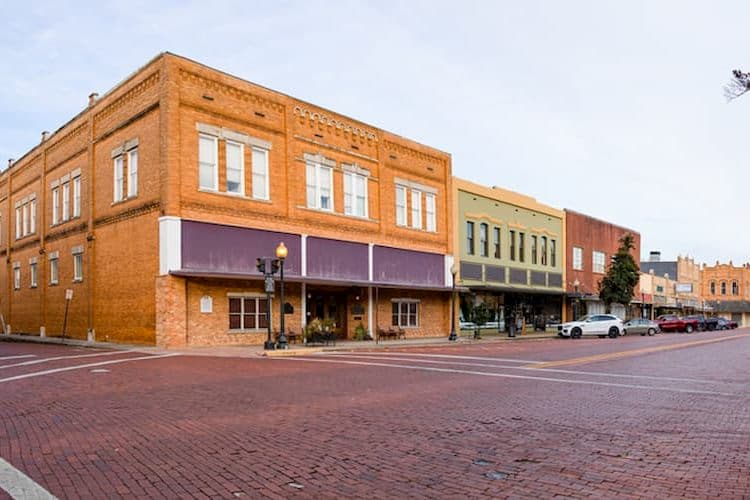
left=675, top=283, right=693, bottom=293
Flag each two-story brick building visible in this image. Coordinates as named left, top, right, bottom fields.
left=1, top=53, right=454, bottom=347
left=701, top=261, right=750, bottom=326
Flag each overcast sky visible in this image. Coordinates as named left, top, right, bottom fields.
left=1, top=1, right=747, bottom=265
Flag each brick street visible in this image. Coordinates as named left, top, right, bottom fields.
left=1, top=330, right=749, bottom=499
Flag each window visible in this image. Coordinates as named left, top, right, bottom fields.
left=15, top=208, right=20, bottom=240
left=550, top=239, right=557, bottom=267
left=392, top=301, right=418, bottom=328
left=73, top=176, right=81, bottom=218
left=425, top=193, right=436, bottom=232
left=22, top=203, right=29, bottom=236
left=224, top=141, right=244, bottom=195
left=395, top=186, right=407, bottom=226
left=113, top=156, right=125, bottom=201
left=229, top=297, right=268, bottom=330
left=721, top=281, right=727, bottom=295
left=13, top=265, right=20, bottom=290
left=52, top=188, right=60, bottom=225
left=30, top=200, right=36, bottom=234
left=493, top=227, right=501, bottom=259
left=73, top=253, right=83, bottom=282
left=344, top=172, right=368, bottom=217
left=127, top=148, right=138, bottom=197
left=30, top=262, right=37, bottom=288
left=541, top=236, right=548, bottom=265
left=251, top=147, right=269, bottom=200
left=592, top=251, right=605, bottom=274
left=198, top=134, right=218, bottom=191
left=509, top=230, right=516, bottom=261
left=306, top=162, right=333, bottom=211
left=710, top=281, right=716, bottom=295
left=411, top=190, right=422, bottom=229
left=518, top=232, right=525, bottom=263
left=466, top=221, right=475, bottom=255
left=732, top=281, right=739, bottom=295
left=62, top=182, right=70, bottom=221
left=50, top=257, right=59, bottom=285
left=573, top=247, right=583, bottom=270
left=531, top=235, right=538, bottom=264
left=479, top=223, right=488, bottom=257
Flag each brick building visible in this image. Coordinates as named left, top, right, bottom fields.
left=701, top=261, right=750, bottom=326
left=564, top=210, right=641, bottom=320
left=640, top=252, right=704, bottom=317
left=1, top=53, right=454, bottom=346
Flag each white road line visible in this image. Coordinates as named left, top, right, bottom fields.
left=0, top=456, right=57, bottom=499
left=0, top=350, right=133, bottom=370
left=324, top=354, right=721, bottom=385
left=279, top=357, right=735, bottom=396
left=0, top=355, right=36, bottom=361
left=0, top=353, right=181, bottom=384
left=324, top=351, right=544, bottom=364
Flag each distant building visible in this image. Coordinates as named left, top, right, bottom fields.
left=701, top=261, right=750, bottom=326
left=640, top=253, right=704, bottom=317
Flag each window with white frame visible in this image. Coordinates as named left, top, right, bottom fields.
left=229, top=296, right=269, bottom=330
left=15, top=207, right=20, bottom=240
left=30, top=200, right=36, bottom=234
left=52, top=187, right=60, bottom=225
left=395, top=185, right=407, bottom=226
left=344, top=171, right=368, bottom=217
left=62, top=182, right=70, bottom=221
left=411, top=190, right=422, bottom=229
left=425, top=193, right=436, bottom=232
left=13, top=264, right=20, bottom=290
left=73, top=249, right=83, bottom=282
left=30, top=262, right=37, bottom=288
left=114, top=156, right=125, bottom=202
left=22, top=203, right=29, bottom=236
left=127, top=148, right=138, bottom=197
left=392, top=300, right=419, bottom=328
left=225, top=141, right=244, bottom=195
left=540, top=236, right=547, bottom=265
left=573, top=247, right=583, bottom=270
left=306, top=161, right=333, bottom=211
left=198, top=134, right=218, bottom=191
left=50, top=256, right=59, bottom=285
left=479, top=223, right=488, bottom=257
left=251, top=147, right=269, bottom=200
left=592, top=250, right=605, bottom=274
left=73, top=176, right=81, bottom=218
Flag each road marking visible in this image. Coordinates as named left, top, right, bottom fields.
left=529, top=334, right=750, bottom=368
left=326, top=351, right=543, bottom=364
left=0, top=350, right=133, bottom=370
left=0, top=456, right=57, bottom=499
left=0, top=353, right=181, bottom=384
left=0, top=355, right=36, bottom=361
left=278, top=357, right=735, bottom=396
left=324, top=353, right=721, bottom=384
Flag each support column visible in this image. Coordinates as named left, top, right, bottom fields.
left=367, top=286, right=373, bottom=338
left=155, top=274, right=188, bottom=348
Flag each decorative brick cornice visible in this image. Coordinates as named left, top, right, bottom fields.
left=180, top=69, right=284, bottom=113
left=293, top=106, right=377, bottom=143
left=45, top=222, right=89, bottom=243
left=94, top=71, right=160, bottom=124
left=383, top=139, right=445, bottom=165
left=46, top=123, right=88, bottom=156
left=94, top=200, right=161, bottom=228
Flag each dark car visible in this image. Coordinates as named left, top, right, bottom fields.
left=656, top=314, right=698, bottom=333
left=684, top=315, right=710, bottom=331
left=716, top=318, right=739, bottom=330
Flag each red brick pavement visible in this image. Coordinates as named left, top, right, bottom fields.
left=1, top=331, right=749, bottom=498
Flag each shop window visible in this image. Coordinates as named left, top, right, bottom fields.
left=229, top=297, right=268, bottom=330
left=392, top=300, right=418, bottom=328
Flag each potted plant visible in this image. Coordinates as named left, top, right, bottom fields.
left=354, top=322, right=368, bottom=341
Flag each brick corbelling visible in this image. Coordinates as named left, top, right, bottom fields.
left=383, top=139, right=448, bottom=166
left=181, top=101, right=286, bottom=137
left=45, top=123, right=88, bottom=156
left=94, top=200, right=161, bottom=228
left=45, top=222, right=89, bottom=243
left=94, top=71, right=161, bottom=124
left=292, top=105, right=378, bottom=144
left=10, top=237, right=42, bottom=253
left=180, top=69, right=284, bottom=113
left=45, top=148, right=87, bottom=174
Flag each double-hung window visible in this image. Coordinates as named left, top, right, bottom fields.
left=550, top=239, right=557, bottom=267
left=479, top=223, right=488, bottom=257
left=22, top=204, right=29, bottom=236
left=73, top=249, right=83, bottom=282
left=225, top=141, right=244, bottom=195
left=425, top=193, right=436, bottom=232
left=127, top=148, right=138, bottom=197
left=392, top=300, right=418, bottom=328
left=540, top=236, right=548, bottom=265
left=229, top=297, right=268, bottom=330
left=509, top=230, right=516, bottom=261
left=519, top=232, right=525, bottom=263
left=493, top=227, right=501, bottom=259
left=531, top=235, right=538, bottom=264
left=13, top=264, right=20, bottom=290
left=50, top=256, right=59, bottom=285
left=62, top=182, right=70, bottom=221
left=73, top=176, right=81, bottom=218
left=344, top=172, right=368, bottom=218
left=52, top=187, right=60, bottom=225
left=15, top=208, right=20, bottom=240
left=411, top=190, right=422, bottom=229
left=251, top=147, right=269, bottom=200
left=198, top=134, right=218, bottom=191
left=573, top=247, right=583, bottom=270
left=466, top=221, right=475, bottom=255
left=592, top=250, right=605, bottom=273
left=306, top=162, right=333, bottom=211
left=29, top=200, right=36, bottom=235
left=113, top=156, right=125, bottom=202
left=30, top=262, right=37, bottom=288
left=395, top=186, right=407, bottom=226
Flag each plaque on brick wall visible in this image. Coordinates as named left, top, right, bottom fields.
left=200, top=295, right=213, bottom=313
left=351, top=303, right=365, bottom=315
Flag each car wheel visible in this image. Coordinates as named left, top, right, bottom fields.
left=608, top=327, right=619, bottom=338
left=685, top=325, right=694, bottom=334
left=572, top=327, right=582, bottom=339
left=647, top=328, right=656, bottom=336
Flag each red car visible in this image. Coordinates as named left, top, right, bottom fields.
left=656, top=314, right=699, bottom=333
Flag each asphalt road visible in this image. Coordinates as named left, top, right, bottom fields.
left=1, top=329, right=749, bottom=499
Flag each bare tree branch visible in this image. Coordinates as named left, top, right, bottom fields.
left=724, top=69, right=750, bottom=102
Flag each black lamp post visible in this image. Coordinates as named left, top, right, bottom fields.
left=573, top=279, right=580, bottom=321
left=276, top=242, right=288, bottom=349
left=449, top=263, right=458, bottom=341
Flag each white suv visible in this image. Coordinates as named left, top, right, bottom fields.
left=557, top=314, right=623, bottom=339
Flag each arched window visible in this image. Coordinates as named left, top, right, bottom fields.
left=732, top=281, right=739, bottom=295
left=721, top=281, right=727, bottom=295
left=710, top=281, right=716, bottom=295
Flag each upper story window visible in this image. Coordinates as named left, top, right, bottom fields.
left=425, top=193, right=436, bottom=232
left=127, top=148, right=138, bottom=197
left=573, top=247, right=583, bottom=270
left=395, top=186, right=407, bottom=226
left=73, top=176, right=81, bottom=218
left=479, top=223, right=488, bottom=257
left=519, top=232, right=525, bottom=263
left=466, top=221, right=475, bottom=255
left=509, top=230, right=516, bottom=261
left=592, top=250, right=605, bottom=274
left=225, top=141, right=245, bottom=195
left=52, top=187, right=59, bottom=225
left=51, top=171, right=81, bottom=225
left=62, top=182, right=70, bottom=221
left=251, top=147, right=269, bottom=200
left=49, top=252, right=59, bottom=285
left=721, top=281, right=727, bottom=295
left=540, top=236, right=548, bottom=265
left=13, top=263, right=20, bottom=290
left=732, top=281, right=739, bottom=295
left=306, top=161, right=333, bottom=211
left=199, top=134, right=219, bottom=191
left=411, top=190, right=422, bottom=229
left=710, top=281, right=716, bottom=295
left=550, top=239, right=557, bottom=267
left=29, top=260, right=37, bottom=288
left=531, top=235, right=538, bottom=265
left=493, top=227, right=501, bottom=259
left=344, top=171, right=368, bottom=218
left=72, top=246, right=84, bottom=282
left=15, top=195, right=36, bottom=240
left=113, top=140, right=138, bottom=202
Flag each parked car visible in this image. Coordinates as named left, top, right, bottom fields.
left=716, top=318, right=739, bottom=330
left=683, top=315, right=708, bottom=331
left=557, top=314, right=623, bottom=339
left=655, top=314, right=699, bottom=333
left=623, top=318, right=660, bottom=336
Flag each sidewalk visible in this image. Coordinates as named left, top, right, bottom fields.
left=0, top=330, right=558, bottom=358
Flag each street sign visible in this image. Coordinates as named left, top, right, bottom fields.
left=65, top=289, right=73, bottom=300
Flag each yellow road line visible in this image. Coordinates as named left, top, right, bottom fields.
left=528, top=333, right=750, bottom=369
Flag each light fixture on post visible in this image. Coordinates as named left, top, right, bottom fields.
left=573, top=279, right=580, bottom=321
left=449, top=263, right=458, bottom=341
left=275, top=242, right=288, bottom=349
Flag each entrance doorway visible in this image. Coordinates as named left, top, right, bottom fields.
left=306, top=290, right=348, bottom=338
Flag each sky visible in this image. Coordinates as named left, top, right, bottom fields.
left=1, top=1, right=748, bottom=265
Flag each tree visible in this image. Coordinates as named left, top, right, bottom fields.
left=598, top=233, right=640, bottom=314
left=723, top=69, right=750, bottom=101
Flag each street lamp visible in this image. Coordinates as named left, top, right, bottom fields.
left=275, top=242, right=288, bottom=349
left=573, top=279, right=580, bottom=321
left=449, top=263, right=458, bottom=341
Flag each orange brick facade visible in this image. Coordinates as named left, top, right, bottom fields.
left=2, top=53, right=453, bottom=346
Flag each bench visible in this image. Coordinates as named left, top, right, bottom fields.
left=377, top=326, right=405, bottom=341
